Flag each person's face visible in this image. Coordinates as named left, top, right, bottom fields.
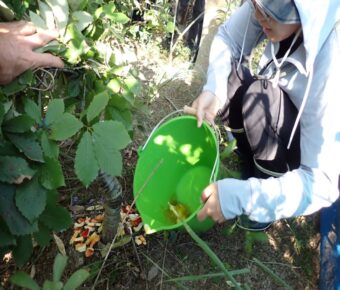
left=252, top=1, right=301, bottom=42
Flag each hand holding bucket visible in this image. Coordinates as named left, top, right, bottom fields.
left=133, top=111, right=220, bottom=234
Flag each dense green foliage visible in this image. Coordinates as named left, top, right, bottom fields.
left=0, top=0, right=174, bottom=266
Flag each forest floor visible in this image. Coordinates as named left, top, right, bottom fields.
left=1, top=8, right=320, bottom=290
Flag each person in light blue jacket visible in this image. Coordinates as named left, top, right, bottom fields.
left=188, top=0, right=340, bottom=229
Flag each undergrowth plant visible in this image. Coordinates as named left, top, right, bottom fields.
left=0, top=0, right=175, bottom=266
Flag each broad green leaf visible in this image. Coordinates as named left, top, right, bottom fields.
left=3, top=115, right=35, bottom=133
left=2, top=79, right=26, bottom=96
left=16, top=178, right=47, bottom=223
left=38, top=1, right=56, bottom=30
left=165, top=21, right=175, bottom=33
left=86, top=91, right=110, bottom=123
left=33, top=222, right=51, bottom=247
left=63, top=23, right=88, bottom=64
left=63, top=269, right=89, bottom=290
left=18, top=70, right=34, bottom=85
left=108, top=108, right=133, bottom=131
left=50, top=113, right=83, bottom=141
left=13, top=235, right=33, bottom=267
left=0, top=102, right=4, bottom=129
left=40, top=204, right=72, bottom=232
left=94, top=3, right=115, bottom=19
left=45, top=99, right=64, bottom=125
left=67, top=0, right=87, bottom=11
left=53, top=254, right=68, bottom=282
left=46, top=0, right=69, bottom=37
left=42, top=280, right=63, bottom=290
left=95, top=148, right=122, bottom=177
left=24, top=98, right=41, bottom=123
left=124, top=74, right=141, bottom=96
left=72, top=11, right=93, bottom=32
left=0, top=183, right=38, bottom=236
left=39, top=157, right=65, bottom=190
left=41, top=132, right=59, bottom=159
left=29, top=11, right=47, bottom=30
left=109, top=12, right=130, bottom=24
left=7, top=133, right=44, bottom=162
left=0, top=219, right=16, bottom=247
left=10, top=271, right=40, bottom=290
left=107, top=79, right=121, bottom=94
left=93, top=120, right=131, bottom=150
left=0, top=140, right=18, bottom=156
left=75, top=131, right=99, bottom=187
left=0, top=156, right=35, bottom=184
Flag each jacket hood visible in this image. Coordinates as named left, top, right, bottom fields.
left=294, top=0, right=340, bottom=74
left=252, top=0, right=340, bottom=74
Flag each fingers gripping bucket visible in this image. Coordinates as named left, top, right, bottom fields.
left=133, top=111, right=220, bottom=233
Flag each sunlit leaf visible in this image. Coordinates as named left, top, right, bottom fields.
left=72, top=11, right=93, bottom=32
left=29, top=10, right=47, bottom=30
left=38, top=0, right=56, bottom=30
left=46, top=0, right=69, bottom=37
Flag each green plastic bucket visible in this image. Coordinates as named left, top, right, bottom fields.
left=133, top=113, right=219, bottom=234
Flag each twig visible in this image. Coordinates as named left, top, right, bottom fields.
left=91, top=159, right=164, bottom=290
left=143, top=254, right=189, bottom=290
left=252, top=257, right=294, bottom=290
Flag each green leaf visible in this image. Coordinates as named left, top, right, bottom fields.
left=50, top=113, right=83, bottom=141
left=93, top=120, right=131, bottom=150
left=7, top=133, right=44, bottom=162
left=0, top=140, right=18, bottom=156
left=0, top=219, right=16, bottom=247
left=95, top=147, right=122, bottom=176
left=24, top=98, right=41, bottom=123
left=39, top=157, right=65, bottom=190
left=53, top=254, right=68, bottom=282
left=38, top=1, right=56, bottom=30
left=40, top=203, right=72, bottom=232
left=45, top=99, right=64, bottom=126
left=42, top=280, right=63, bottom=290
left=18, top=70, right=34, bottom=85
left=10, top=271, right=40, bottom=290
left=63, top=269, right=89, bottom=290
left=41, top=132, right=59, bottom=159
left=108, top=108, right=133, bottom=131
left=2, top=79, right=26, bottom=96
left=86, top=91, right=110, bottom=123
left=33, top=222, right=51, bottom=247
left=12, top=235, right=33, bottom=267
left=0, top=156, right=35, bottom=184
left=67, top=0, right=87, bottom=11
left=3, top=115, right=35, bottom=133
left=0, top=103, right=4, bottom=132
left=46, top=0, right=69, bottom=37
left=16, top=178, right=47, bottom=223
left=0, top=183, right=38, bottom=236
left=29, top=10, right=47, bottom=30
left=95, top=4, right=129, bottom=24
left=75, top=131, right=99, bottom=187
left=72, top=11, right=93, bottom=32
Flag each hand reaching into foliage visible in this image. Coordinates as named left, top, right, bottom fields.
left=0, top=20, right=64, bottom=85
left=197, top=182, right=225, bottom=223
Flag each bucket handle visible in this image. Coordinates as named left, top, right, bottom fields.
left=141, top=109, right=220, bottom=183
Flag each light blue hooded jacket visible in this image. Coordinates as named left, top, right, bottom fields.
left=203, top=0, right=340, bottom=222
